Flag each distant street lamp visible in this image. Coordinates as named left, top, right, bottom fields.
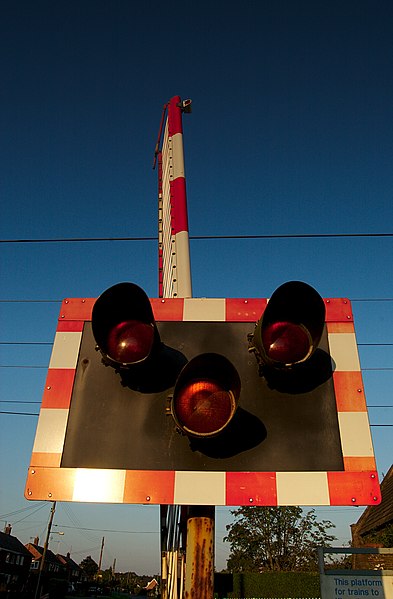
left=50, top=531, right=65, bottom=553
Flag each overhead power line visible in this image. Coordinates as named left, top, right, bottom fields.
left=0, top=342, right=52, bottom=346
left=57, top=524, right=158, bottom=534
left=0, top=401, right=41, bottom=404
left=0, top=300, right=62, bottom=304
left=0, top=410, right=393, bottom=426
left=0, top=411, right=40, bottom=416
left=1, top=232, right=393, bottom=244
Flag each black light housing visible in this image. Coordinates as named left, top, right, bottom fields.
left=92, top=282, right=159, bottom=369
left=251, top=281, right=326, bottom=369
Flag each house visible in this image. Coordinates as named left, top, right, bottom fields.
left=144, top=577, right=159, bottom=597
left=351, top=465, right=393, bottom=569
left=56, top=552, right=82, bottom=583
left=0, top=525, right=32, bottom=594
left=25, top=538, right=65, bottom=577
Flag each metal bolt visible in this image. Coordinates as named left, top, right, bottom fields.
left=351, top=497, right=356, bottom=503
left=357, top=388, right=362, bottom=393
left=249, top=498, right=253, bottom=503
left=244, top=300, right=248, bottom=304
left=46, top=386, right=51, bottom=390
left=326, top=299, right=330, bottom=303
left=31, top=470, right=35, bottom=475
left=373, top=496, right=378, bottom=501
left=146, top=496, right=151, bottom=502
left=371, top=474, right=376, bottom=479
left=65, top=300, right=69, bottom=304
left=48, top=493, right=52, bottom=498
left=28, top=490, right=32, bottom=496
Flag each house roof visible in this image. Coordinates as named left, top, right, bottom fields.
left=57, top=554, right=81, bottom=570
left=25, top=543, right=60, bottom=565
left=353, top=465, right=393, bottom=536
left=0, top=532, right=32, bottom=557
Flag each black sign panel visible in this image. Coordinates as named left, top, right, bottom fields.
left=61, top=321, right=343, bottom=473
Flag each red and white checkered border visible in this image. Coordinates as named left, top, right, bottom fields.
left=25, top=296, right=381, bottom=506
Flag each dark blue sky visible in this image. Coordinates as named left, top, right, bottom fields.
left=1, top=0, right=392, bottom=574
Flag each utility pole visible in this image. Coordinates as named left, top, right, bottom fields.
left=98, top=536, right=105, bottom=571
left=34, top=501, right=56, bottom=599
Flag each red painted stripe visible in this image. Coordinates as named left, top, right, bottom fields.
left=324, top=298, right=353, bottom=322
left=226, top=472, right=277, bottom=505
left=158, top=250, right=163, bottom=298
left=151, top=298, right=184, bottom=320
left=57, top=320, right=84, bottom=332
left=30, top=452, right=62, bottom=467
left=25, top=467, right=76, bottom=501
left=41, top=369, right=76, bottom=409
left=327, top=322, right=354, bottom=333
left=168, top=96, right=183, bottom=135
left=124, top=470, right=175, bottom=504
left=333, top=372, right=367, bottom=411
left=170, top=177, right=189, bottom=233
left=327, top=471, right=381, bottom=505
left=343, top=457, right=377, bottom=472
left=226, top=298, right=267, bottom=322
left=59, top=298, right=95, bottom=320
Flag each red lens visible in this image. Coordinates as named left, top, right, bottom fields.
left=174, top=378, right=234, bottom=436
left=106, top=320, right=154, bottom=364
left=262, top=321, right=311, bottom=364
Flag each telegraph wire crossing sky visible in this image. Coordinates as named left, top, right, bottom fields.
left=1, top=0, right=393, bottom=574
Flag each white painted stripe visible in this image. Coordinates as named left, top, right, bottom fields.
left=328, top=333, right=361, bottom=371
left=174, top=471, right=226, bottom=505
left=72, top=469, right=126, bottom=502
left=276, top=472, right=330, bottom=505
left=338, top=412, right=374, bottom=456
left=174, top=231, right=192, bottom=298
left=49, top=331, right=82, bottom=369
left=161, top=119, right=179, bottom=299
left=171, top=133, right=185, bottom=179
left=183, top=298, right=226, bottom=321
left=32, top=408, right=69, bottom=453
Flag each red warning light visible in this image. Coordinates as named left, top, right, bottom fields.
left=106, top=320, right=155, bottom=365
left=171, top=353, right=241, bottom=438
left=174, top=378, right=236, bottom=436
left=262, top=321, right=312, bottom=365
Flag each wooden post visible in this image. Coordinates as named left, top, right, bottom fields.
left=184, top=506, right=215, bottom=599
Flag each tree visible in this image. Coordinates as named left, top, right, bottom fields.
left=79, top=555, right=99, bottom=579
left=224, top=506, right=336, bottom=573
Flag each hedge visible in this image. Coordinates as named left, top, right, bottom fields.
left=228, top=571, right=320, bottom=598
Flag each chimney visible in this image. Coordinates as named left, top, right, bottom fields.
left=34, top=536, right=39, bottom=545
left=4, top=524, right=12, bottom=535
left=67, top=552, right=70, bottom=558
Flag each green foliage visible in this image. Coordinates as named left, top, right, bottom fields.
left=79, top=554, right=99, bottom=579
left=230, top=571, right=320, bottom=598
left=367, top=522, right=393, bottom=547
left=225, top=506, right=336, bottom=573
